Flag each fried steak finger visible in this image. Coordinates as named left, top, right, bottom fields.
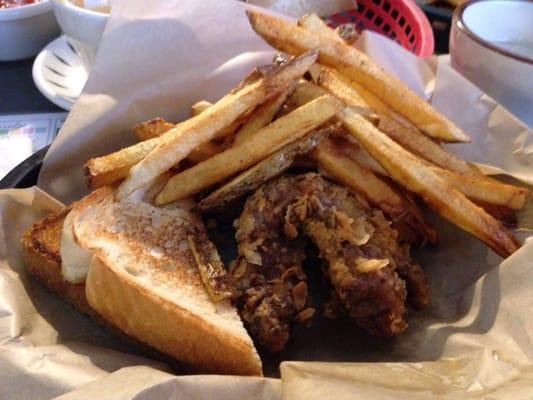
left=231, top=174, right=428, bottom=350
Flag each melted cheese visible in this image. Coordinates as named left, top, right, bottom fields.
left=60, top=209, right=93, bottom=283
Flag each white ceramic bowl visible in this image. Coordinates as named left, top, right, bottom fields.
left=450, top=0, right=533, bottom=127
left=51, top=0, right=108, bottom=67
left=0, top=0, right=60, bottom=61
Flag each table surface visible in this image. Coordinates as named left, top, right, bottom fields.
left=0, top=57, right=62, bottom=115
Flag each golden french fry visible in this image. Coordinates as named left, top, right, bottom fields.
left=190, top=101, right=247, bottom=155
left=116, top=50, right=319, bottom=199
left=190, top=99, right=245, bottom=145
left=309, top=64, right=369, bottom=111
left=338, top=133, right=529, bottom=221
left=199, top=124, right=335, bottom=211
left=233, top=85, right=293, bottom=145
left=338, top=106, right=519, bottom=257
left=155, top=95, right=343, bottom=204
left=85, top=138, right=159, bottom=189
left=87, top=111, right=239, bottom=190
left=298, top=13, right=358, bottom=45
left=431, top=167, right=529, bottom=211
left=282, top=80, right=326, bottom=115
left=334, top=24, right=359, bottom=45
left=332, top=135, right=388, bottom=176
left=283, top=80, right=391, bottom=175
left=297, top=13, right=343, bottom=43
left=86, top=58, right=307, bottom=191
left=315, top=137, right=437, bottom=244
left=284, top=80, right=390, bottom=176
left=373, top=115, right=481, bottom=175
left=233, top=65, right=268, bottom=91
left=313, top=64, right=394, bottom=116
left=191, top=100, right=213, bottom=117
left=340, top=134, right=529, bottom=213
left=474, top=202, right=523, bottom=227
left=190, top=142, right=222, bottom=163
left=247, top=10, right=469, bottom=143
left=309, top=64, right=481, bottom=176
left=131, top=116, right=221, bottom=164
left=289, top=78, right=526, bottom=229
left=315, top=137, right=405, bottom=216
left=132, top=118, right=175, bottom=141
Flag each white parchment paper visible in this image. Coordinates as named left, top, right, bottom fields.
left=2, top=0, right=533, bottom=398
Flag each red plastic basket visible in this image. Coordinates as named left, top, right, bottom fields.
left=326, top=0, right=435, bottom=57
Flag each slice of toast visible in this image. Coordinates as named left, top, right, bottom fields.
left=21, top=192, right=262, bottom=376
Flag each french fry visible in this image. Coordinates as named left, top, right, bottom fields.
left=282, top=80, right=326, bottom=115
left=116, top=50, right=319, bottom=199
left=338, top=106, right=519, bottom=257
left=85, top=138, right=159, bottom=189
left=339, top=135, right=530, bottom=214
left=283, top=81, right=519, bottom=220
left=332, top=135, right=388, bottom=176
left=191, top=100, right=213, bottom=116
left=283, top=81, right=391, bottom=176
left=133, top=110, right=222, bottom=141
left=189, top=142, right=221, bottom=163
left=312, top=64, right=394, bottom=116
left=191, top=100, right=252, bottom=144
left=334, top=24, right=359, bottom=45
left=315, top=138, right=405, bottom=216
left=283, top=81, right=392, bottom=177
left=87, top=55, right=313, bottom=191
left=233, top=65, right=267, bottom=91
left=315, top=137, right=437, bottom=244
left=247, top=10, right=470, bottom=143
left=199, top=124, right=335, bottom=211
left=233, top=85, right=293, bottom=145
left=309, top=64, right=482, bottom=176
left=309, top=64, right=369, bottom=111
left=132, top=116, right=222, bottom=164
left=297, top=13, right=343, bottom=43
left=430, top=167, right=529, bottom=211
left=473, top=202, right=523, bottom=227
left=87, top=105, right=244, bottom=189
left=373, top=115, right=482, bottom=175
left=133, top=118, right=175, bottom=141
left=155, top=95, right=343, bottom=204
left=298, top=13, right=358, bottom=45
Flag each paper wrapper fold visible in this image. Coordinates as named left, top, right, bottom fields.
left=2, top=0, right=533, bottom=398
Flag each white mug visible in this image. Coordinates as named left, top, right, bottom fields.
left=450, top=0, right=533, bottom=127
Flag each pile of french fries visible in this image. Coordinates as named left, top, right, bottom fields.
left=84, top=11, right=530, bottom=259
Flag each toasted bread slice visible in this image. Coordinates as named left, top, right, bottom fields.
left=21, top=207, right=191, bottom=371
left=21, top=192, right=262, bottom=376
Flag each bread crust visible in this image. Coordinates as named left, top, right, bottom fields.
left=86, top=255, right=262, bottom=376
left=21, top=207, right=94, bottom=316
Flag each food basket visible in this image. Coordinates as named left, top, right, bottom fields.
left=327, top=0, right=435, bottom=56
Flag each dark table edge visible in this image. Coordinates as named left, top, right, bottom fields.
left=0, top=145, right=49, bottom=189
